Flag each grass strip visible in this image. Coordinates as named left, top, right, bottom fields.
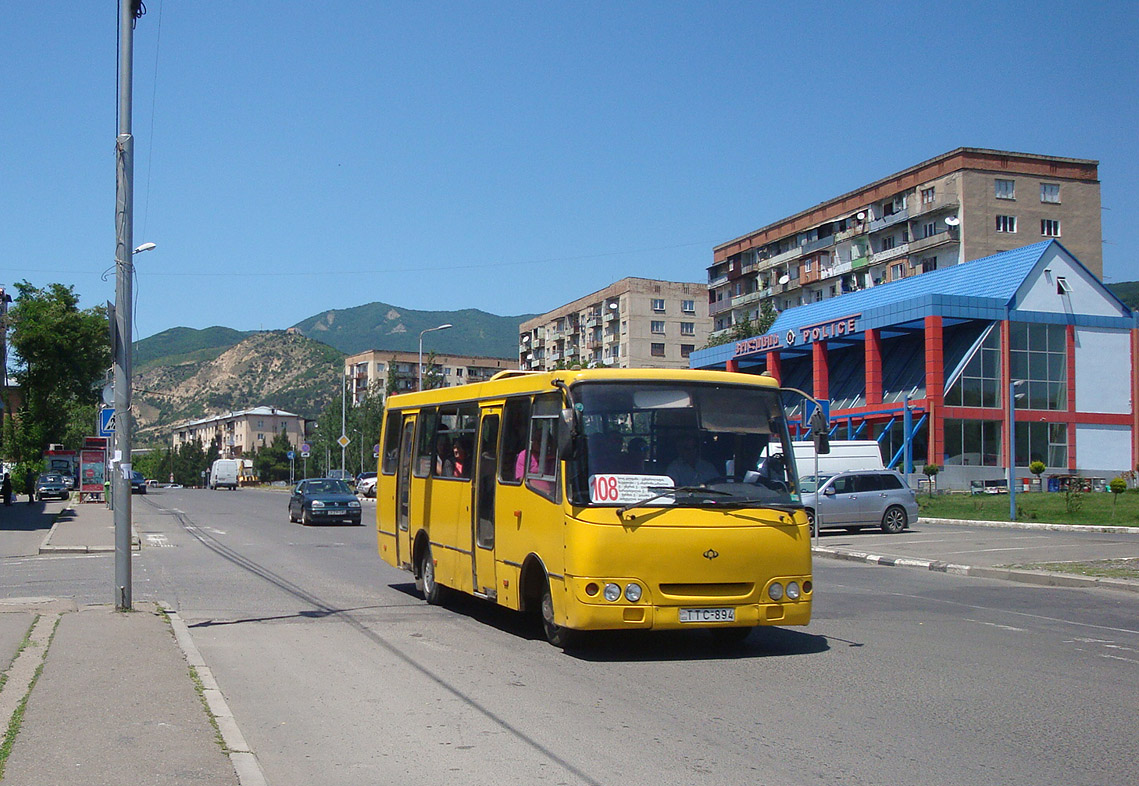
left=0, top=614, right=59, bottom=781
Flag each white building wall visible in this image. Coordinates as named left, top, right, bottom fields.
left=1075, top=424, right=1132, bottom=474
left=1074, top=327, right=1131, bottom=414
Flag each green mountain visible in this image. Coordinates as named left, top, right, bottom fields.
left=291, top=303, right=535, bottom=358
left=134, top=326, right=255, bottom=371
left=134, top=331, right=344, bottom=443
left=1107, top=281, right=1139, bottom=310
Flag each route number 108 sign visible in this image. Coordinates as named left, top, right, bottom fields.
left=589, top=474, right=675, bottom=505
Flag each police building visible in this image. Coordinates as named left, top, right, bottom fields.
left=690, top=241, right=1137, bottom=490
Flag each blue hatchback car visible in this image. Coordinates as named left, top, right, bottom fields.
left=288, top=478, right=362, bottom=526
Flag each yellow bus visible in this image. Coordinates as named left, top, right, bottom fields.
left=376, top=368, right=812, bottom=647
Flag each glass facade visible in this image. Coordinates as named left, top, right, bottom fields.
left=1015, top=422, right=1067, bottom=467
left=944, top=327, right=1001, bottom=407
left=1009, top=322, right=1066, bottom=410
left=943, top=418, right=1003, bottom=466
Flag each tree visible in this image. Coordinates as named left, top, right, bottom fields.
left=1109, top=477, right=1126, bottom=519
left=172, top=438, right=208, bottom=487
left=756, top=299, right=778, bottom=335
left=1029, top=460, right=1046, bottom=490
left=423, top=350, right=443, bottom=391
left=254, top=429, right=294, bottom=483
left=922, top=464, right=941, bottom=498
left=4, top=282, right=109, bottom=462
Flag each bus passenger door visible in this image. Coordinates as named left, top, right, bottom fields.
left=395, top=417, right=416, bottom=569
left=472, top=410, right=500, bottom=599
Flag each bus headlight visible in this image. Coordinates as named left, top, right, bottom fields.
left=603, top=583, right=622, bottom=602
left=768, top=582, right=784, bottom=601
left=786, top=581, right=801, bottom=600
left=624, top=583, right=642, bottom=602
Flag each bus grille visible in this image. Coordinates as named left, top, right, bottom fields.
left=658, top=583, right=754, bottom=599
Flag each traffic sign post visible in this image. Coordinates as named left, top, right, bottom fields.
left=98, top=407, right=116, bottom=438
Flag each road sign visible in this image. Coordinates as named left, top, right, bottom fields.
left=99, top=408, right=116, bottom=437
left=300, top=452, right=310, bottom=459
left=286, top=451, right=295, bottom=460
left=301, top=442, right=311, bottom=453
left=337, top=435, right=350, bottom=448
left=373, top=443, right=380, bottom=458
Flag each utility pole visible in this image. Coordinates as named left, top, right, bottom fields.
left=113, top=0, right=139, bottom=611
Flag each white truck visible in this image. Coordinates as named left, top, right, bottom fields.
left=757, top=440, right=884, bottom=480
left=209, top=459, right=241, bottom=490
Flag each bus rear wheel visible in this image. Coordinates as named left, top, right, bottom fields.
left=418, top=544, right=447, bottom=605
left=540, top=584, right=579, bottom=649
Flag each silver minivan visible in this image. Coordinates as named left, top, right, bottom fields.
left=800, top=469, right=918, bottom=534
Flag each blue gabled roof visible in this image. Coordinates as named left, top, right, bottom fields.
left=765, top=241, right=1053, bottom=335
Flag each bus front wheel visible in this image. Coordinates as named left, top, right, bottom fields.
left=418, top=545, right=447, bottom=605
left=540, top=584, right=579, bottom=649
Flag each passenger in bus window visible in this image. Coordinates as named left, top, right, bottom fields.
left=435, top=434, right=454, bottom=477
left=667, top=434, right=718, bottom=486
left=622, top=437, right=649, bottom=474
left=452, top=439, right=471, bottom=478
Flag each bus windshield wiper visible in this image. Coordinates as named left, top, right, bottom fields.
left=618, top=486, right=732, bottom=515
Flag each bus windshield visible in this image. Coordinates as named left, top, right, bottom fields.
left=566, top=381, right=800, bottom=508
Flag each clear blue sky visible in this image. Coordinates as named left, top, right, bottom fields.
left=2, top=1, right=1136, bottom=341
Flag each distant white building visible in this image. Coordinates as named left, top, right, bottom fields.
left=170, top=406, right=305, bottom=458
left=345, top=351, right=515, bottom=403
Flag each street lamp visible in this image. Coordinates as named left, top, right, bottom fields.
left=1008, top=379, right=1026, bottom=520
left=418, top=323, right=452, bottom=391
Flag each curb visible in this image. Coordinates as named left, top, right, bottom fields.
left=37, top=506, right=141, bottom=555
left=812, top=546, right=1139, bottom=594
left=918, top=516, right=1139, bottom=534
left=161, top=603, right=268, bottom=786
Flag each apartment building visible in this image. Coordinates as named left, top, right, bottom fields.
left=708, top=148, right=1101, bottom=338
left=171, top=406, right=305, bottom=458
left=519, top=278, right=710, bottom=370
left=345, top=350, right=516, bottom=403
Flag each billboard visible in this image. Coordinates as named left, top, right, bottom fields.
left=80, top=450, right=106, bottom=495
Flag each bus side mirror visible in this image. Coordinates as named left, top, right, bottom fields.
left=557, top=409, right=578, bottom=459
left=809, top=408, right=830, bottom=455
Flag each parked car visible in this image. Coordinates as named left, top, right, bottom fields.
left=355, top=471, right=376, bottom=487
left=356, top=475, right=377, bottom=498
left=35, top=473, right=70, bottom=502
left=130, top=471, right=147, bottom=494
left=288, top=478, right=362, bottom=526
left=799, top=469, right=918, bottom=534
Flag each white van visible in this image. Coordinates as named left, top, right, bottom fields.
left=209, top=459, right=241, bottom=490
left=759, top=440, right=885, bottom=478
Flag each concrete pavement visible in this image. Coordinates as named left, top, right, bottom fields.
left=1, top=495, right=1137, bottom=784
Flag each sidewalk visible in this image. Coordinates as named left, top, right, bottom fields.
left=0, top=501, right=260, bottom=785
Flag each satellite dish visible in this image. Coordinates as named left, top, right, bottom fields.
left=778, top=275, right=790, bottom=285
left=856, top=212, right=866, bottom=221
left=945, top=216, right=960, bottom=227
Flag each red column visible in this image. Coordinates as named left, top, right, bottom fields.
left=767, top=350, right=782, bottom=383
left=725, top=358, right=739, bottom=373
left=865, top=328, right=882, bottom=406
left=1132, top=329, right=1139, bottom=472
left=924, top=316, right=944, bottom=465
left=813, top=341, right=829, bottom=401
left=1000, top=320, right=1012, bottom=467
left=1067, top=325, right=1078, bottom=471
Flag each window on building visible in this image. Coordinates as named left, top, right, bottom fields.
left=1015, top=422, right=1067, bottom=467
left=994, top=179, right=1016, bottom=200
left=814, top=290, right=823, bottom=302
left=681, top=344, right=694, bottom=358
left=945, top=327, right=1001, bottom=408
left=804, top=259, right=813, bottom=273
left=881, top=236, right=896, bottom=251
left=651, top=298, right=665, bottom=312
left=921, top=187, right=935, bottom=205
left=1040, top=183, right=1060, bottom=203
left=1041, top=219, right=1061, bottom=237
left=680, top=322, right=695, bottom=336
left=681, top=299, right=695, bottom=313
left=995, top=215, right=1017, bottom=233
left=650, top=320, right=665, bottom=334
left=922, top=221, right=937, bottom=238
left=650, top=343, right=665, bottom=357
left=920, top=256, right=938, bottom=273
left=943, top=418, right=1003, bottom=466
left=1010, top=322, right=1067, bottom=411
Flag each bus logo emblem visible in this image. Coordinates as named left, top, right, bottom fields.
left=703, top=549, right=719, bottom=560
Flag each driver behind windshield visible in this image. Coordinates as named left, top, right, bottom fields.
left=666, top=433, right=718, bottom=486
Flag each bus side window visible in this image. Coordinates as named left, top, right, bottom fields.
left=526, top=394, right=560, bottom=502
left=381, top=411, right=401, bottom=475
left=414, top=408, right=438, bottom=478
left=500, top=397, right=532, bottom=484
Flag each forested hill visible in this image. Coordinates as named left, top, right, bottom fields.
left=1107, top=281, right=1139, bottom=310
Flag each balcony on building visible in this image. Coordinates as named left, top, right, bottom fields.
left=868, top=208, right=909, bottom=233
left=871, top=242, right=911, bottom=265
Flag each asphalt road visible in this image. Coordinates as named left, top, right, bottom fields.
left=6, top=488, right=1139, bottom=785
